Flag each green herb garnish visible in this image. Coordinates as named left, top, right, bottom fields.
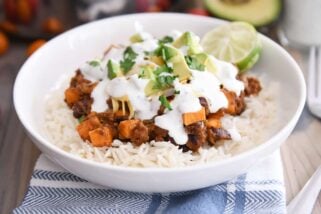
left=158, top=36, right=174, bottom=45
left=159, top=95, right=172, bottom=110
left=88, top=60, right=100, bottom=67
left=174, top=90, right=180, bottom=95
left=107, top=60, right=117, bottom=80
left=185, top=56, right=205, bottom=71
left=78, top=115, right=86, bottom=123
left=153, top=75, right=176, bottom=90
left=154, top=65, right=173, bottom=75
left=120, top=47, right=138, bottom=74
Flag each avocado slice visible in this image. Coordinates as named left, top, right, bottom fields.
left=163, top=45, right=191, bottom=81
left=130, top=33, right=144, bottom=43
left=193, top=53, right=217, bottom=73
left=204, top=0, right=281, bottom=26
left=107, top=60, right=121, bottom=80
left=172, top=32, right=203, bottom=55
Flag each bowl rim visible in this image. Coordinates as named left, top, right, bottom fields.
left=13, top=12, right=306, bottom=173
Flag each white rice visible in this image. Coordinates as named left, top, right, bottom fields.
left=43, top=77, right=279, bottom=168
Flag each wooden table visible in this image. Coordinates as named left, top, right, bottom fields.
left=0, top=32, right=320, bottom=214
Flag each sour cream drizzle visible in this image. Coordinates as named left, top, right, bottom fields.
left=91, top=79, right=109, bottom=112
left=106, top=74, right=160, bottom=120
left=155, top=80, right=202, bottom=145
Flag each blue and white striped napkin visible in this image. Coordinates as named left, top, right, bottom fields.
left=14, top=151, right=286, bottom=214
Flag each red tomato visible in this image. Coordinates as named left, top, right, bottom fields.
left=186, top=8, right=210, bottom=16
left=4, top=0, right=39, bottom=24
left=156, top=0, right=171, bottom=10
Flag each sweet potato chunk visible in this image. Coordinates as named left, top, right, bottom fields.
left=118, top=119, right=140, bottom=139
left=206, top=110, right=224, bottom=128
left=76, top=116, right=101, bottom=140
left=64, top=87, right=80, bottom=107
left=182, top=108, right=206, bottom=126
left=89, top=127, right=113, bottom=147
left=206, top=118, right=221, bottom=128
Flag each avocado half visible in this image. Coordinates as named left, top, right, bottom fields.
left=204, top=0, right=282, bottom=26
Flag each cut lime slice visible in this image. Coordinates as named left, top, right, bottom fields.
left=201, top=22, right=262, bottom=72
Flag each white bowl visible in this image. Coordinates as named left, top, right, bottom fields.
left=13, top=13, right=306, bottom=192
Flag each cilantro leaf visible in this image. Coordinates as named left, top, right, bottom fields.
left=158, top=36, right=174, bottom=45
left=185, top=56, right=205, bottom=71
left=154, top=45, right=173, bottom=61
left=120, top=47, right=138, bottom=74
left=153, top=65, right=173, bottom=75
left=153, top=75, right=176, bottom=90
left=123, top=47, right=138, bottom=60
left=88, top=60, right=100, bottom=67
left=120, top=58, right=135, bottom=74
left=159, top=95, right=172, bottom=110
left=174, top=90, right=180, bottom=95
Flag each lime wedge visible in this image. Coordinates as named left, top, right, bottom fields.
left=201, top=22, right=262, bottom=72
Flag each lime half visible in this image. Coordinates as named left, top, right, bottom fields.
left=201, top=22, right=262, bottom=72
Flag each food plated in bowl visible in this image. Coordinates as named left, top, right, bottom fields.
left=14, top=13, right=305, bottom=192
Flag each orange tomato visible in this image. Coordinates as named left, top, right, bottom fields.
left=17, top=0, right=32, bottom=24
left=42, top=17, right=63, bottom=34
left=0, top=32, right=9, bottom=56
left=0, top=20, right=17, bottom=33
left=26, top=39, right=46, bottom=57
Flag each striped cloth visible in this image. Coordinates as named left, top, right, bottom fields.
left=14, top=151, right=286, bottom=214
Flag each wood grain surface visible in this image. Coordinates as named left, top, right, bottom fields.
left=0, top=17, right=321, bottom=214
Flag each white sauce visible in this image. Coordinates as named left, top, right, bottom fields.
left=91, top=79, right=109, bottom=112
left=179, top=46, right=189, bottom=56
left=169, top=30, right=183, bottom=40
left=155, top=80, right=202, bottom=145
left=106, top=74, right=160, bottom=120
left=190, top=70, right=228, bottom=113
left=103, top=47, right=124, bottom=63
left=80, top=62, right=105, bottom=82
left=213, top=57, right=244, bottom=96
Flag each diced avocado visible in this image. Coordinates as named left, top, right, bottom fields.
left=150, top=56, right=165, bottom=66
left=194, top=53, right=217, bottom=73
left=130, top=33, right=144, bottom=43
left=139, top=64, right=155, bottom=79
left=107, top=60, right=121, bottom=80
left=163, top=45, right=191, bottom=81
left=204, top=0, right=281, bottom=27
left=144, top=81, right=159, bottom=96
left=172, top=32, right=202, bottom=55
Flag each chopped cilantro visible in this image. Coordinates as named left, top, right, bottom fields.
left=120, top=47, right=138, bottom=74
left=78, top=115, right=86, bottom=123
left=158, top=36, right=174, bottom=45
left=154, top=45, right=173, bottom=61
left=159, top=95, right=172, bottom=110
left=88, top=60, right=100, bottom=67
left=185, top=56, right=205, bottom=71
left=120, top=59, right=135, bottom=74
left=174, top=90, right=180, bottom=95
left=153, top=75, right=176, bottom=90
left=153, top=65, right=173, bottom=75
left=107, top=60, right=117, bottom=80
left=123, top=47, right=138, bottom=59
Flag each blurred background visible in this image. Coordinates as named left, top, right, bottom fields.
left=0, top=0, right=286, bottom=58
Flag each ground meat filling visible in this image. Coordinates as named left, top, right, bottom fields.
left=185, top=122, right=207, bottom=151
left=65, top=72, right=262, bottom=151
left=207, top=128, right=231, bottom=145
left=244, top=77, right=262, bottom=96
left=65, top=70, right=96, bottom=118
